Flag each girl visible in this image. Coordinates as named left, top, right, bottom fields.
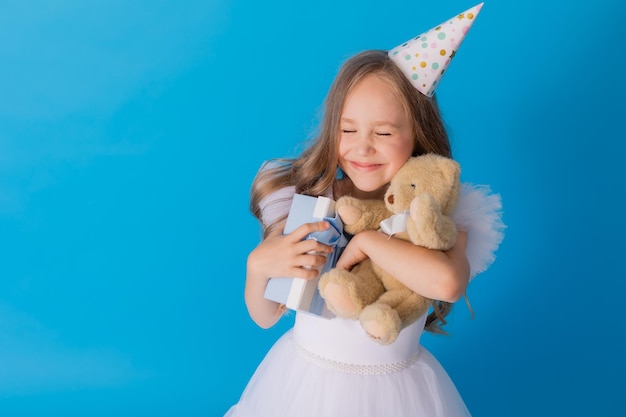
left=226, top=5, right=503, bottom=416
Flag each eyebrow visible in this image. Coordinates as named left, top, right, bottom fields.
left=339, top=117, right=401, bottom=128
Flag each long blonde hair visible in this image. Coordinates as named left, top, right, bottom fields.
left=250, top=50, right=455, bottom=333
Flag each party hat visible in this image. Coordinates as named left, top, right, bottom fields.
left=388, top=3, right=483, bottom=97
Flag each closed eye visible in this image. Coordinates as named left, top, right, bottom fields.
left=376, top=132, right=392, bottom=137
left=341, top=129, right=356, bottom=134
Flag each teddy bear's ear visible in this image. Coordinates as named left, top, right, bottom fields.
left=441, top=158, right=460, bottom=185
left=438, top=157, right=461, bottom=213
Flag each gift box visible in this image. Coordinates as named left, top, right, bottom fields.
left=264, top=194, right=347, bottom=318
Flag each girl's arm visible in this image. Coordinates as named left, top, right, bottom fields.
left=336, top=230, right=470, bottom=302
left=245, top=221, right=334, bottom=328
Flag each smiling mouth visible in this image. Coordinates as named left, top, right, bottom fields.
left=350, top=161, right=382, bottom=170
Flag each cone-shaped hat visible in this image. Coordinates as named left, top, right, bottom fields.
left=388, top=3, right=483, bottom=97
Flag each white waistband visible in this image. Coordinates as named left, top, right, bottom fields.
left=294, top=338, right=420, bottom=375
left=293, top=312, right=425, bottom=367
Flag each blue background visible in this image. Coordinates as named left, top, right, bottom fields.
left=1, top=0, right=625, bottom=416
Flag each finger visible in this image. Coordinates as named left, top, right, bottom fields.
left=295, top=252, right=330, bottom=269
left=296, top=239, right=333, bottom=255
left=335, top=259, right=350, bottom=270
left=287, top=266, right=324, bottom=281
left=287, top=221, right=330, bottom=242
left=336, top=249, right=366, bottom=271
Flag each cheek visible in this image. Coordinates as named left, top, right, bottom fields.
left=401, top=133, right=416, bottom=155
left=337, top=139, right=349, bottom=158
left=389, top=143, right=414, bottom=165
left=399, top=141, right=415, bottom=162
left=336, top=142, right=347, bottom=169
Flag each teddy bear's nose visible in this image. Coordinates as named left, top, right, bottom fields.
left=387, top=195, right=394, bottom=204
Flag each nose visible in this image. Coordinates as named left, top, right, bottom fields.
left=355, top=132, right=374, bottom=156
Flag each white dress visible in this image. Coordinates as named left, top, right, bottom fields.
left=225, top=183, right=505, bottom=417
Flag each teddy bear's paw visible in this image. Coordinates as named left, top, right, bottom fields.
left=409, top=193, right=440, bottom=224
left=359, top=304, right=401, bottom=345
left=337, top=204, right=362, bottom=228
left=408, top=194, right=456, bottom=250
left=321, top=281, right=360, bottom=319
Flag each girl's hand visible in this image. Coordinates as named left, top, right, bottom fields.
left=248, top=221, right=334, bottom=283
left=245, top=220, right=334, bottom=329
left=335, top=230, right=370, bottom=271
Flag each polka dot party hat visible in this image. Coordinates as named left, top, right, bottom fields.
left=388, top=3, right=483, bottom=97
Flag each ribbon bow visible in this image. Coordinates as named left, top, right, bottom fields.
left=379, top=211, right=410, bottom=237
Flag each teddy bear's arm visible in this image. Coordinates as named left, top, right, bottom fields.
left=336, top=196, right=390, bottom=234
left=407, top=193, right=458, bottom=251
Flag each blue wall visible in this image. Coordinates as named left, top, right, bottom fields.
left=1, top=1, right=624, bottom=416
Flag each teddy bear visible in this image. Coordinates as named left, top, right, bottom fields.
left=318, top=153, right=461, bottom=345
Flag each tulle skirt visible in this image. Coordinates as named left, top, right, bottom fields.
left=224, top=329, right=471, bottom=417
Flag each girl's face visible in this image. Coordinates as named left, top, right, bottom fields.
left=338, top=73, right=414, bottom=199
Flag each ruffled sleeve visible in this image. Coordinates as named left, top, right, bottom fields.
left=254, top=160, right=297, bottom=228
left=259, top=185, right=296, bottom=228
left=451, top=183, right=505, bottom=280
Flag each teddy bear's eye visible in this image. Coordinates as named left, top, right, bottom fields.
left=411, top=183, right=416, bottom=189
